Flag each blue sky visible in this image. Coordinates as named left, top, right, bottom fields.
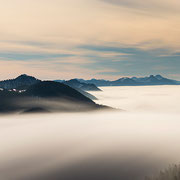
left=0, top=0, right=180, bottom=80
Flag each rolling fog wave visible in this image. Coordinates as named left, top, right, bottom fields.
left=0, top=85, right=180, bottom=180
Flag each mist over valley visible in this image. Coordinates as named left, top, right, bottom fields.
left=0, top=85, right=180, bottom=180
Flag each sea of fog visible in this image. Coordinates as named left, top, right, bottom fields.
left=0, top=85, right=180, bottom=180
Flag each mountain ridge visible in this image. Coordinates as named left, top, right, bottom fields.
left=75, top=75, right=180, bottom=86
left=0, top=80, right=110, bottom=114
left=0, top=74, right=40, bottom=90
left=0, top=74, right=99, bottom=100
left=55, top=79, right=102, bottom=91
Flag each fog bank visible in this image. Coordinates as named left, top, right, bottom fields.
left=92, top=85, right=180, bottom=113
left=0, top=85, right=180, bottom=180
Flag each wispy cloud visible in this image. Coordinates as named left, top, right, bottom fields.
left=0, top=0, right=180, bottom=79
left=0, top=52, right=74, bottom=61
left=100, top=0, right=180, bottom=14
left=78, top=44, right=180, bottom=79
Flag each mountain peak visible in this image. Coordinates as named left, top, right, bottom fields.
left=16, top=74, right=36, bottom=80
left=0, top=74, right=40, bottom=90
left=19, top=74, right=28, bottom=76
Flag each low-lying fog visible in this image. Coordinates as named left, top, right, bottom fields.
left=0, top=85, right=180, bottom=180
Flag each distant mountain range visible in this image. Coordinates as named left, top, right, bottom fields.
left=1, top=74, right=177, bottom=92
left=76, top=75, right=180, bottom=86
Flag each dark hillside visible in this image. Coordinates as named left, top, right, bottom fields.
left=24, top=81, right=95, bottom=104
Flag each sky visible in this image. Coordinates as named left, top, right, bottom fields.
left=0, top=0, right=180, bottom=80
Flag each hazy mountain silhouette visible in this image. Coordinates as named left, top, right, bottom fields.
left=55, top=79, right=101, bottom=100
left=77, top=75, right=179, bottom=86
left=131, top=75, right=177, bottom=84
left=55, top=79, right=101, bottom=91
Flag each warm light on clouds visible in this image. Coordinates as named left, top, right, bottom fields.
left=101, top=0, right=180, bottom=13
left=0, top=0, right=180, bottom=79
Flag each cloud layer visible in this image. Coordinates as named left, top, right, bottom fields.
left=0, top=0, right=180, bottom=79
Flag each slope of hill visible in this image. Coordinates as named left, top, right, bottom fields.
left=0, top=81, right=110, bottom=114
left=55, top=79, right=102, bottom=91
left=24, top=81, right=95, bottom=103
left=54, top=79, right=101, bottom=100
left=0, top=74, right=98, bottom=100
left=72, top=87, right=98, bottom=100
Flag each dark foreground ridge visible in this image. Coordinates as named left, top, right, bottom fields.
left=0, top=80, right=111, bottom=114
left=0, top=74, right=100, bottom=100
left=0, top=74, right=40, bottom=89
